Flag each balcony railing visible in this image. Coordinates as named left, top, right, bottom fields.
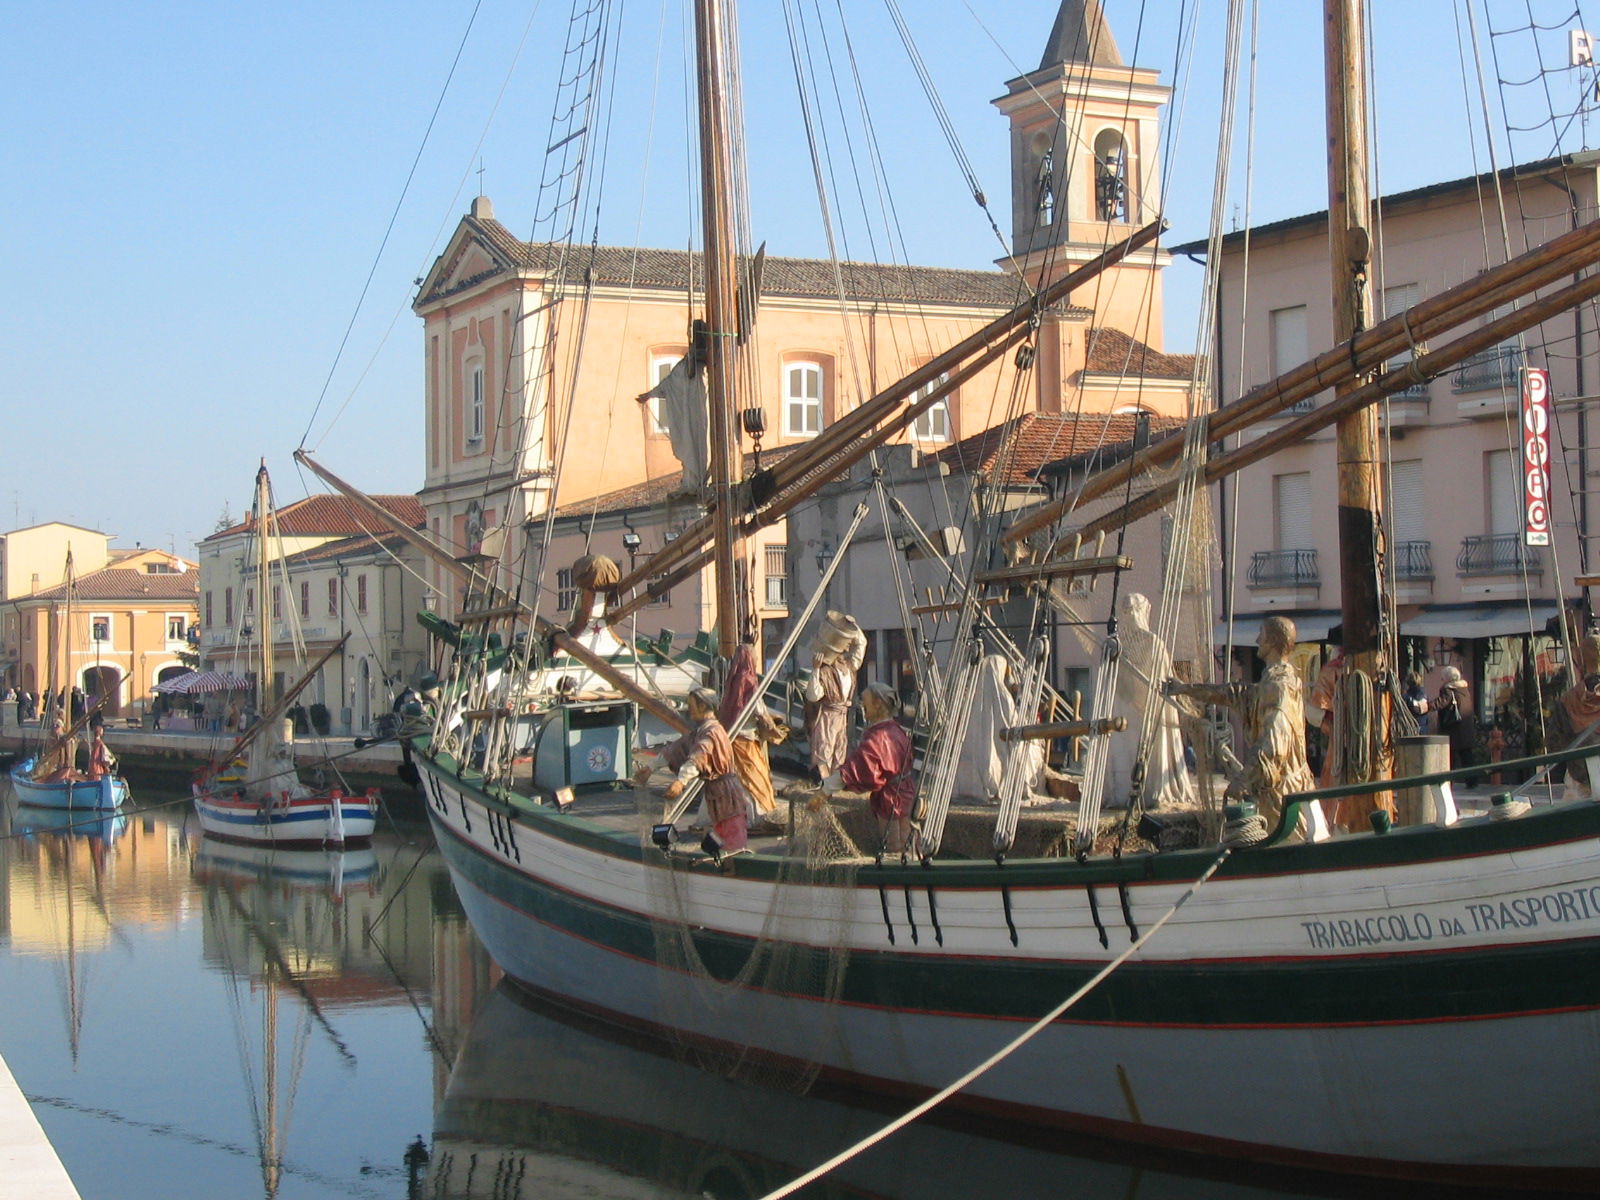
left=1392, top=540, right=1433, bottom=581
left=1450, top=346, right=1523, bottom=394
left=1248, top=548, right=1319, bottom=589
left=1456, top=533, right=1543, bottom=578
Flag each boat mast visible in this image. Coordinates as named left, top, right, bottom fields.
left=694, top=0, right=748, bottom=659
left=255, top=462, right=275, bottom=717
left=1324, top=0, right=1390, bottom=781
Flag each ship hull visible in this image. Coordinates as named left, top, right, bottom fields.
left=417, top=749, right=1600, bottom=1189
left=193, top=784, right=380, bottom=848
left=9, top=759, right=128, bottom=811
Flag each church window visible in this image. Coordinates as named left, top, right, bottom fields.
left=1093, top=129, right=1129, bottom=222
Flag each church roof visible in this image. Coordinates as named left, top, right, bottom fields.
left=1039, top=0, right=1122, bottom=70
left=423, top=213, right=1045, bottom=313
left=1082, top=327, right=1195, bottom=379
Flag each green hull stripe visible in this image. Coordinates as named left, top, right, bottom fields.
left=432, top=808, right=1600, bottom=1027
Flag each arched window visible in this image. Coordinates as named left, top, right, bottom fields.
left=1035, top=145, right=1055, bottom=228
left=466, top=359, right=486, bottom=447
left=1093, top=129, right=1128, bottom=222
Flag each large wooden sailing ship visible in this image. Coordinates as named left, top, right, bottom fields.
left=297, top=0, right=1600, bottom=1188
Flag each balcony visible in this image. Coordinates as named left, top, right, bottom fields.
left=1450, top=346, right=1523, bottom=394
left=1248, top=548, right=1319, bottom=589
left=1456, top=533, right=1543, bottom=579
left=1393, top=540, right=1433, bottom=581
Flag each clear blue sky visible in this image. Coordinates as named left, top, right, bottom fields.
left=2, top=2, right=1580, bottom=554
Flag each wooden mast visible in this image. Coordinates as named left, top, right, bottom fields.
left=1325, top=0, right=1390, bottom=787
left=694, top=0, right=746, bottom=659
left=255, top=461, right=274, bottom=717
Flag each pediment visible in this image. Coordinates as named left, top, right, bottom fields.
left=415, top=221, right=522, bottom=308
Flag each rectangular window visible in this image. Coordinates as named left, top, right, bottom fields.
left=299, top=582, right=310, bottom=619
left=646, top=355, right=679, bottom=435
left=205, top=591, right=213, bottom=626
left=271, top=585, right=282, bottom=620
left=1390, top=458, right=1425, bottom=544
left=357, top=575, right=368, bottom=615
left=784, top=362, right=823, bottom=436
left=468, top=362, right=485, bottom=443
left=328, top=579, right=339, bottom=617
left=1274, top=472, right=1313, bottom=550
left=911, top=372, right=952, bottom=442
left=1487, top=449, right=1519, bottom=534
left=1270, top=305, right=1310, bottom=412
left=764, top=545, right=788, bottom=607
left=166, top=615, right=186, bottom=641
left=224, top=587, right=234, bottom=625
left=91, top=615, right=111, bottom=645
left=555, top=567, right=576, bottom=613
left=245, top=588, right=255, bottom=615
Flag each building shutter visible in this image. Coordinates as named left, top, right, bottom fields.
left=1390, top=458, right=1424, bottom=543
left=1275, top=472, right=1313, bottom=550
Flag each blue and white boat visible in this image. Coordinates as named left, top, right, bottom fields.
left=9, top=758, right=128, bottom=812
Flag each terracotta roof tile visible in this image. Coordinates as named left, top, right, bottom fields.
left=206, top=494, right=424, bottom=542
left=284, top=530, right=417, bottom=565
left=29, top=567, right=199, bottom=603
left=1082, top=327, right=1196, bottom=379
left=933, top=412, right=1186, bottom=486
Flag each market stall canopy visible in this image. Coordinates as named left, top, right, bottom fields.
left=153, top=670, right=251, bottom=695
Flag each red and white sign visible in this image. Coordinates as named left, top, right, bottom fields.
left=1522, top=367, right=1552, bottom=547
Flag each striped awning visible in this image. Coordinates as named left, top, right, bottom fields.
left=153, top=670, right=251, bottom=695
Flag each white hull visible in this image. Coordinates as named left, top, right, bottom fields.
left=193, top=786, right=380, bottom=848
left=419, top=756, right=1600, bottom=1188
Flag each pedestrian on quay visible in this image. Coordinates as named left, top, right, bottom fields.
left=1434, top=666, right=1477, bottom=770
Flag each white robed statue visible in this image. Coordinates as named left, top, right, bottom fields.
left=639, top=346, right=708, bottom=499
left=952, top=655, right=1044, bottom=803
left=1103, top=592, right=1193, bottom=810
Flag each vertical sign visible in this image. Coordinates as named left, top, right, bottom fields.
left=1522, top=367, right=1552, bottom=547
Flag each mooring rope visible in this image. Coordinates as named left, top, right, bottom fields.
left=754, top=844, right=1234, bottom=1200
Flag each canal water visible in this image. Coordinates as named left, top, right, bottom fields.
left=0, top=776, right=1530, bottom=1199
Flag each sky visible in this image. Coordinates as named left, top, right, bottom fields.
left=4, top=1, right=1594, bottom=555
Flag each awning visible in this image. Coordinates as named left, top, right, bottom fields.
left=153, top=670, right=251, bottom=695
left=1214, top=610, right=1342, bottom=646
left=1400, top=602, right=1559, bottom=640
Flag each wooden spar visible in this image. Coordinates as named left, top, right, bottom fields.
left=255, top=463, right=276, bottom=713
left=1062, top=266, right=1600, bottom=543
left=1002, top=718, right=1125, bottom=742
left=1002, top=214, right=1600, bottom=548
left=196, top=634, right=350, bottom=786
left=694, top=0, right=745, bottom=660
left=605, top=218, right=1168, bottom=601
left=293, top=450, right=690, bottom=733
left=973, top=556, right=1132, bottom=588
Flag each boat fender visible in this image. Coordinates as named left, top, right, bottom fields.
left=1000, top=881, right=1020, bottom=947
left=875, top=879, right=896, bottom=945
left=1084, top=882, right=1110, bottom=949
left=1117, top=880, right=1139, bottom=941
left=921, top=867, right=944, bottom=946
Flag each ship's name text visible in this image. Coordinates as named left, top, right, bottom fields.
left=1300, top=885, right=1600, bottom=949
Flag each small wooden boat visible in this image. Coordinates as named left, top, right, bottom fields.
left=9, top=759, right=129, bottom=812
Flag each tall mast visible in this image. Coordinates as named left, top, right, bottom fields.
left=694, top=0, right=747, bottom=659
left=255, top=461, right=274, bottom=714
left=1324, top=0, right=1389, bottom=779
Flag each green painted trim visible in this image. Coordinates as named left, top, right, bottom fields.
left=432, top=813, right=1600, bottom=1025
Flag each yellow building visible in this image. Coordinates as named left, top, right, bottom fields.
left=4, top=543, right=197, bottom=721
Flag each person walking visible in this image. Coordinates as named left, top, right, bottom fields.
left=1434, top=666, right=1477, bottom=770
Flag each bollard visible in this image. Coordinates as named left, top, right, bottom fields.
left=1394, top=735, right=1450, bottom=826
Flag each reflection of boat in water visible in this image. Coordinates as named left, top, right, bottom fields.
left=193, top=838, right=379, bottom=892
left=192, top=827, right=378, bottom=1198
left=433, top=982, right=1393, bottom=1200
left=7, top=799, right=128, bottom=843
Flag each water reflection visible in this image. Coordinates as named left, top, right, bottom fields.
left=0, top=782, right=470, bottom=1200
left=433, top=983, right=1430, bottom=1200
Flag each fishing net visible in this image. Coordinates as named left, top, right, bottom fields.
left=634, top=783, right=867, bottom=1094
